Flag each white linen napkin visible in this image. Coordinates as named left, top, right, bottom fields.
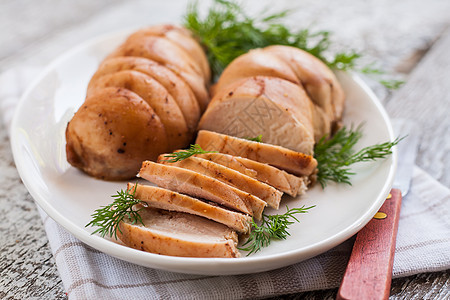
left=1, top=66, right=449, bottom=299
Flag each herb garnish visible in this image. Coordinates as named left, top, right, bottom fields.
left=314, top=125, right=403, bottom=188
left=162, top=144, right=217, bottom=163
left=184, top=0, right=402, bottom=88
left=239, top=205, right=315, bottom=255
left=244, top=134, right=263, bottom=142
left=85, top=184, right=145, bottom=239
left=360, top=64, right=405, bottom=89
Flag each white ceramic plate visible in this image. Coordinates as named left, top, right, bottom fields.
left=10, top=31, right=397, bottom=275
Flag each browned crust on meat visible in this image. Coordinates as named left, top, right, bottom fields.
left=105, top=35, right=209, bottom=111
left=127, top=183, right=251, bottom=233
left=195, top=130, right=318, bottom=176
left=197, top=153, right=309, bottom=197
left=88, top=56, right=200, bottom=135
left=126, top=24, right=210, bottom=82
left=65, top=87, right=167, bottom=180
left=117, top=207, right=240, bottom=258
left=158, top=155, right=282, bottom=209
left=138, top=161, right=266, bottom=219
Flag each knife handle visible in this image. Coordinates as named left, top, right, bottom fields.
left=336, top=188, right=402, bottom=300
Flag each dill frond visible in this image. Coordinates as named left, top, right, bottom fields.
left=85, top=184, right=145, bottom=239
left=239, top=205, right=315, bottom=255
left=162, top=144, right=217, bottom=163
left=314, top=126, right=403, bottom=187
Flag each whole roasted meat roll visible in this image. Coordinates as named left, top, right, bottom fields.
left=66, top=25, right=209, bottom=180
left=209, top=45, right=345, bottom=141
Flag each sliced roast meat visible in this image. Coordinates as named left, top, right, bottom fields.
left=158, top=155, right=282, bottom=209
left=263, top=45, right=345, bottom=123
left=213, top=48, right=300, bottom=95
left=118, top=205, right=240, bottom=258
left=311, top=103, right=332, bottom=141
left=198, top=76, right=315, bottom=154
left=197, top=153, right=309, bottom=197
left=138, top=161, right=266, bottom=219
left=195, top=130, right=318, bottom=177
left=89, top=56, right=200, bottom=134
left=87, top=70, right=189, bottom=150
left=66, top=87, right=168, bottom=180
left=106, top=36, right=209, bottom=111
left=126, top=24, right=211, bottom=82
left=193, top=153, right=258, bottom=178
left=127, top=183, right=251, bottom=233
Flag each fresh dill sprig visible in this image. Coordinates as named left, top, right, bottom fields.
left=244, top=134, right=262, bottom=142
left=183, top=0, right=401, bottom=89
left=85, top=185, right=145, bottom=239
left=183, top=0, right=357, bottom=80
left=314, top=125, right=403, bottom=188
left=360, top=64, right=405, bottom=89
left=162, top=144, right=217, bottom=163
left=378, top=79, right=405, bottom=89
left=239, top=205, right=315, bottom=256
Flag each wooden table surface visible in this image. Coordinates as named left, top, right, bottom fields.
left=0, top=0, right=448, bottom=299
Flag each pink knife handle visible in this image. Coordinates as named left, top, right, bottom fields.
left=337, top=188, right=402, bottom=300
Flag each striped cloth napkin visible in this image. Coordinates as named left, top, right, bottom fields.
left=1, top=66, right=449, bottom=299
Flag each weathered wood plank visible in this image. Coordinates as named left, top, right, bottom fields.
left=0, top=0, right=123, bottom=67
left=0, top=129, right=66, bottom=299
left=267, top=270, right=450, bottom=299
left=386, top=28, right=450, bottom=187
left=390, top=270, right=450, bottom=299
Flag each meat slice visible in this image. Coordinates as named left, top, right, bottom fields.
left=88, top=57, right=200, bottom=134
left=118, top=205, right=240, bottom=258
left=66, top=87, right=168, bottom=180
left=311, top=104, right=332, bottom=142
left=212, top=48, right=300, bottom=95
left=127, top=183, right=251, bottom=233
left=198, top=76, right=315, bottom=154
left=87, top=70, right=189, bottom=150
left=158, top=155, right=282, bottom=209
left=263, top=45, right=345, bottom=124
left=197, top=153, right=309, bottom=197
left=126, top=24, right=210, bottom=83
left=195, top=130, right=318, bottom=177
left=106, top=36, right=209, bottom=111
left=138, top=161, right=266, bottom=219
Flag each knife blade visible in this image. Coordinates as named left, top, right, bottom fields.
left=392, top=120, right=419, bottom=197
left=337, top=119, right=419, bottom=300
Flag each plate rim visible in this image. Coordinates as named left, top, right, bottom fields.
left=10, top=31, right=397, bottom=275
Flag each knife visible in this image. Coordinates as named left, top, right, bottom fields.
left=336, top=120, right=419, bottom=300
